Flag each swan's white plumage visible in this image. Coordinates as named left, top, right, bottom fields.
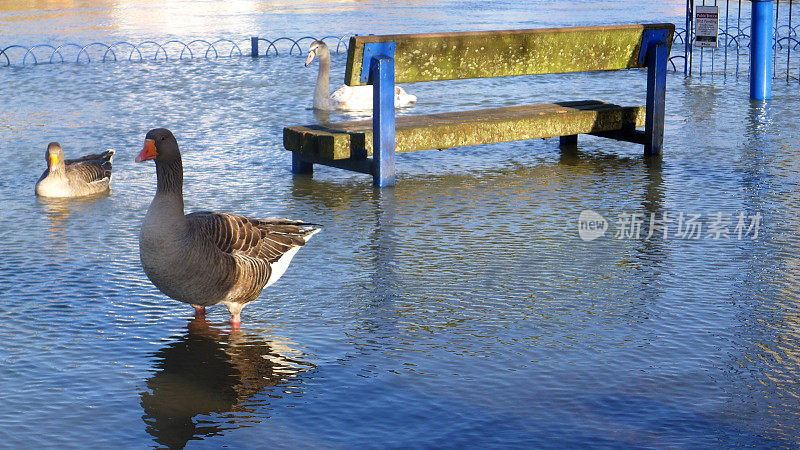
left=307, top=40, right=417, bottom=111
left=329, top=84, right=418, bottom=111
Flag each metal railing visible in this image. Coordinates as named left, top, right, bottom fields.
left=677, top=0, right=800, bottom=81
left=0, top=34, right=350, bottom=67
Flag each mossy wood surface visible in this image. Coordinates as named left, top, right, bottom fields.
left=284, top=101, right=646, bottom=160
left=344, top=24, right=675, bottom=86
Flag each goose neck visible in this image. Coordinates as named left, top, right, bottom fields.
left=155, top=157, right=184, bottom=199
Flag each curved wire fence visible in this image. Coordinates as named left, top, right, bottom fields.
left=6, top=25, right=800, bottom=81
left=0, top=34, right=351, bottom=67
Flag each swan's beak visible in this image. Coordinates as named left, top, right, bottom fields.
left=135, top=139, right=158, bottom=163
left=304, top=50, right=315, bottom=67
left=48, top=153, right=58, bottom=168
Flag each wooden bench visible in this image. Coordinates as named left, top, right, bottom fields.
left=285, top=24, right=674, bottom=187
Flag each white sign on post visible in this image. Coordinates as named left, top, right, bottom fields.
left=695, top=5, right=719, bottom=48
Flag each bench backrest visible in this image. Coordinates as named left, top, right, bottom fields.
left=344, top=23, right=675, bottom=86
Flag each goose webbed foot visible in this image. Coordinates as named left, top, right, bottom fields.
left=224, top=302, right=245, bottom=329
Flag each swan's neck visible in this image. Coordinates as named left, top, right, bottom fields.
left=314, top=52, right=333, bottom=110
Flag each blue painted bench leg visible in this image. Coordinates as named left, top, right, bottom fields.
left=645, top=40, right=668, bottom=155
left=292, top=153, right=313, bottom=174
left=371, top=56, right=396, bottom=187
left=560, top=135, right=578, bottom=147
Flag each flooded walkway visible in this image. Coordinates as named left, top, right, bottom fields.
left=1, top=1, right=799, bottom=447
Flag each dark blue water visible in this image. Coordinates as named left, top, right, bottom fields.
left=2, top=1, right=800, bottom=447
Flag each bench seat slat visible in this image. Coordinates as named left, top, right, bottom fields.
left=284, top=100, right=645, bottom=160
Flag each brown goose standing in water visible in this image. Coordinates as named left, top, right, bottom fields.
left=35, top=142, right=114, bottom=197
left=135, top=128, right=320, bottom=326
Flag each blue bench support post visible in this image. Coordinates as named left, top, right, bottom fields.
left=251, top=37, right=258, bottom=58
left=367, top=43, right=397, bottom=187
left=292, top=153, right=313, bottom=174
left=559, top=135, right=578, bottom=147
left=642, top=30, right=669, bottom=155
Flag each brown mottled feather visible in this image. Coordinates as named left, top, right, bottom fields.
left=65, top=150, right=114, bottom=184
left=187, top=212, right=316, bottom=263
left=180, top=212, right=319, bottom=305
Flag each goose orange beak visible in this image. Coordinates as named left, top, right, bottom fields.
left=305, top=50, right=315, bottom=67
left=136, top=139, right=157, bottom=162
left=49, top=153, right=59, bottom=167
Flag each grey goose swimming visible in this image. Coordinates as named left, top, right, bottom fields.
left=136, top=128, right=320, bottom=326
left=35, top=142, right=114, bottom=197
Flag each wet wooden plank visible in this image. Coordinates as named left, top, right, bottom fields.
left=344, top=24, right=675, bottom=85
left=283, top=100, right=646, bottom=160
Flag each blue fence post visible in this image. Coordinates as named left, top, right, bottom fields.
left=368, top=45, right=396, bottom=187
left=251, top=37, right=258, bottom=58
left=643, top=30, right=669, bottom=155
left=750, top=0, right=774, bottom=100
left=685, top=0, right=692, bottom=75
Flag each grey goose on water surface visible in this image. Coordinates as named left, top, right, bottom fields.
left=35, top=142, right=114, bottom=197
left=136, top=128, right=320, bottom=326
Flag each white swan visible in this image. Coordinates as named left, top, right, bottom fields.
left=305, top=40, right=417, bottom=111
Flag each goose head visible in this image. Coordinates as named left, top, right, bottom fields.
left=135, top=128, right=179, bottom=164
left=45, top=142, right=65, bottom=173
left=136, top=128, right=183, bottom=194
left=305, top=40, right=328, bottom=67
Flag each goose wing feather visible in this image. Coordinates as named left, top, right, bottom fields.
left=186, top=211, right=317, bottom=263
left=65, top=150, right=114, bottom=183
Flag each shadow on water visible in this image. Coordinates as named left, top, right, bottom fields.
left=288, top=144, right=665, bottom=208
left=287, top=146, right=669, bottom=329
left=140, top=317, right=311, bottom=449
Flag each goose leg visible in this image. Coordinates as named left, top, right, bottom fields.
left=225, top=302, right=245, bottom=327
left=191, top=304, right=206, bottom=316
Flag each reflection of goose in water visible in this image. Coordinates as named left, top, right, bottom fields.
left=140, top=317, right=310, bottom=449
left=37, top=193, right=110, bottom=258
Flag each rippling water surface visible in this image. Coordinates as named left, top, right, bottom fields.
left=2, top=0, right=800, bottom=447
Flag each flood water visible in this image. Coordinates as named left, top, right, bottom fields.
left=2, top=0, right=800, bottom=447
